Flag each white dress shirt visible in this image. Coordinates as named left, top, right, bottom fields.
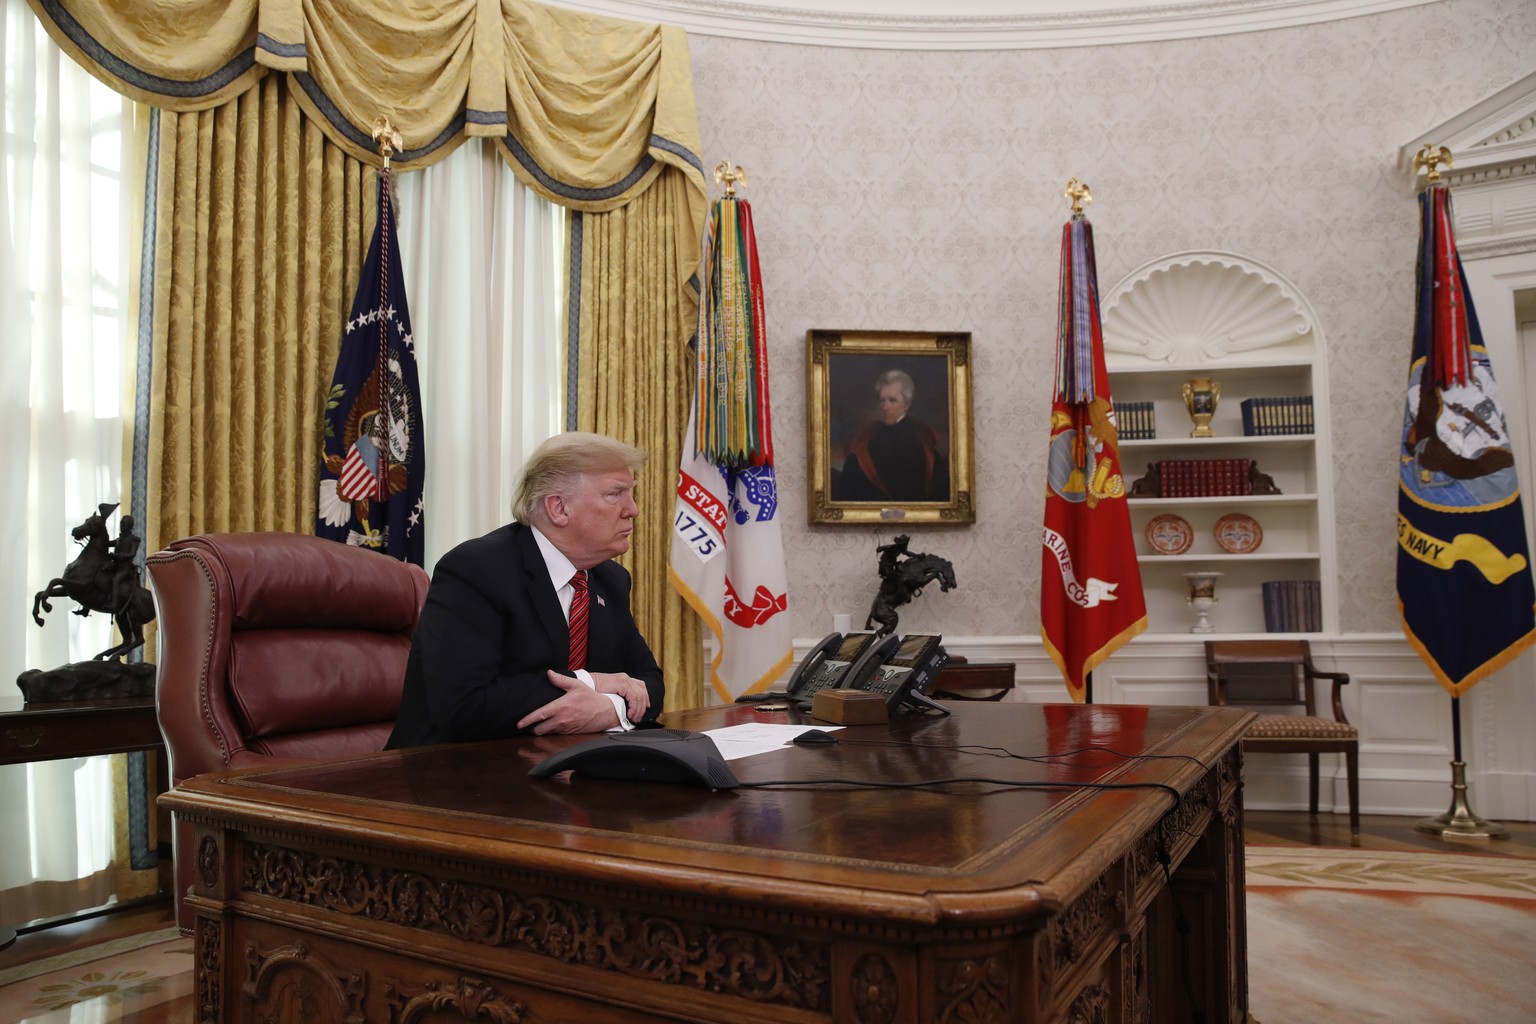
left=530, top=526, right=634, bottom=731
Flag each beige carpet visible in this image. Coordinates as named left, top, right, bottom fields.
left=1246, top=846, right=1536, bottom=1024
left=0, top=926, right=191, bottom=1020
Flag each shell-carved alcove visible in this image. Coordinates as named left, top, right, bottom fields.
left=1101, top=250, right=1321, bottom=367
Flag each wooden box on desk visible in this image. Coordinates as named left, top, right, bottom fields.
left=811, top=689, right=889, bottom=724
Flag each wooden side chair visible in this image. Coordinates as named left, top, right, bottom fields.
left=1204, top=639, right=1359, bottom=834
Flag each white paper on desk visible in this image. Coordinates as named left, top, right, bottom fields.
left=703, top=723, right=843, bottom=761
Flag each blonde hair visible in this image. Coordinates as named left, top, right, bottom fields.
left=512, top=432, right=647, bottom=524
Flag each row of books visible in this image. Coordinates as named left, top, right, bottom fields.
left=1153, top=458, right=1252, bottom=497
left=1241, top=396, right=1313, bottom=436
left=1263, top=580, right=1321, bottom=632
left=1118, top=400, right=1157, bottom=440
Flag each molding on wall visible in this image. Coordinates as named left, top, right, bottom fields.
left=544, top=0, right=1440, bottom=50
left=1457, top=233, right=1536, bottom=260
left=1399, top=70, right=1536, bottom=197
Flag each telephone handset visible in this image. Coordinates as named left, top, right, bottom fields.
left=837, top=631, right=951, bottom=715
left=735, top=630, right=878, bottom=704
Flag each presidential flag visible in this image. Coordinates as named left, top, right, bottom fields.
left=1040, top=202, right=1147, bottom=701
left=669, top=189, right=793, bottom=702
left=1397, top=181, right=1536, bottom=695
left=317, top=168, right=425, bottom=563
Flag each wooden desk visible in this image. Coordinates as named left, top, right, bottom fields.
left=163, top=702, right=1254, bottom=1024
left=0, top=694, right=163, bottom=765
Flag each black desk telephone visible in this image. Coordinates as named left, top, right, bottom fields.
left=838, top=631, right=950, bottom=715
left=736, top=629, right=879, bottom=705
left=738, top=629, right=950, bottom=715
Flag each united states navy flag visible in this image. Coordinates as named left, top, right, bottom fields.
left=1397, top=183, right=1535, bottom=695
left=317, top=168, right=425, bottom=563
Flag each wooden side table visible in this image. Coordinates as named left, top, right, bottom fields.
left=0, top=694, right=164, bottom=765
left=0, top=693, right=168, bottom=946
left=932, top=658, right=1016, bottom=701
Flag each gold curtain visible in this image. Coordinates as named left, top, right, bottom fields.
left=575, top=171, right=704, bottom=711
left=145, top=77, right=373, bottom=551
left=25, top=0, right=703, bottom=195
left=30, top=0, right=711, bottom=707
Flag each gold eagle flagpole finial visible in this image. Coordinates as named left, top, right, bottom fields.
left=1414, top=144, right=1453, bottom=187
left=714, top=161, right=747, bottom=199
left=372, top=115, right=404, bottom=169
left=1065, top=177, right=1092, bottom=216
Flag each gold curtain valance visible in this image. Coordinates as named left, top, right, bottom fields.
left=25, top=0, right=704, bottom=213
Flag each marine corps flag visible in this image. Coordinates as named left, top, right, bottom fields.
left=669, top=170, right=793, bottom=702
left=1040, top=189, right=1147, bottom=702
left=1397, top=179, right=1536, bottom=695
left=316, top=166, right=425, bottom=564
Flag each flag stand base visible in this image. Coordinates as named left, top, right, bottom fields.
left=1415, top=761, right=1509, bottom=839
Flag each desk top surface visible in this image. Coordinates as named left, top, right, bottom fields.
left=165, top=702, right=1250, bottom=923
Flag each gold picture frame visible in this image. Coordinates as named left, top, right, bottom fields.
left=806, top=329, right=975, bottom=525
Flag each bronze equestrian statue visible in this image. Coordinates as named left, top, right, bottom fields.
left=30, top=502, right=155, bottom=662
left=865, top=534, right=957, bottom=637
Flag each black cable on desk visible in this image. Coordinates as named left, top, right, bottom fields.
left=737, top=775, right=1184, bottom=802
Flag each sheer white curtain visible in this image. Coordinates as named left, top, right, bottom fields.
left=1, top=0, right=137, bottom=920
left=0, top=6, right=563, bottom=923
left=393, top=142, right=564, bottom=566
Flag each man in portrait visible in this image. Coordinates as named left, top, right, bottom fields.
left=834, top=369, right=950, bottom=502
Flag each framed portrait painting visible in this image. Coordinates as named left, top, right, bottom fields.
left=806, top=329, right=975, bottom=525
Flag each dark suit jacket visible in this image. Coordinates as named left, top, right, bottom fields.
left=836, top=417, right=950, bottom=502
left=386, top=522, right=664, bottom=748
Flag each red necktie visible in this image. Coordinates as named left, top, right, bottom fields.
left=568, top=569, right=589, bottom=671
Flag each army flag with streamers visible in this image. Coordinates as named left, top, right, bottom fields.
left=316, top=168, right=426, bottom=563
left=1397, top=183, right=1536, bottom=695
left=1040, top=211, right=1147, bottom=701
left=670, top=194, right=793, bottom=702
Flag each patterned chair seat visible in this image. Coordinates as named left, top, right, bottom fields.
left=1247, top=713, right=1357, bottom=741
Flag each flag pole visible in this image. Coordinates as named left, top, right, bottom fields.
left=1072, top=178, right=1091, bottom=708
left=1402, top=144, right=1511, bottom=840
left=1042, top=177, right=1145, bottom=704
left=669, top=160, right=794, bottom=702
left=1071, top=178, right=1092, bottom=707
left=370, top=116, right=402, bottom=503
left=1415, top=695, right=1509, bottom=838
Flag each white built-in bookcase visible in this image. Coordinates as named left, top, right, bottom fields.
left=1101, top=250, right=1338, bottom=638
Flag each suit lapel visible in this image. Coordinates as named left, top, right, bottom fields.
left=585, top=567, right=612, bottom=663
left=512, top=524, right=569, bottom=657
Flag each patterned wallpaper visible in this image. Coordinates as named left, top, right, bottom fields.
left=685, top=0, right=1536, bottom=640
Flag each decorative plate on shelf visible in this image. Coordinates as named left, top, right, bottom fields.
left=1213, top=513, right=1263, bottom=554
left=1145, top=514, right=1194, bottom=555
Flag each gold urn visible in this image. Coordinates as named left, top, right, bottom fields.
left=1182, top=377, right=1220, bottom=438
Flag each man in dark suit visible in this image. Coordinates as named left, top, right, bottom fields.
left=386, top=432, right=664, bottom=747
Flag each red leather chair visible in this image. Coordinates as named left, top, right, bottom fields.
left=147, top=532, right=429, bottom=932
